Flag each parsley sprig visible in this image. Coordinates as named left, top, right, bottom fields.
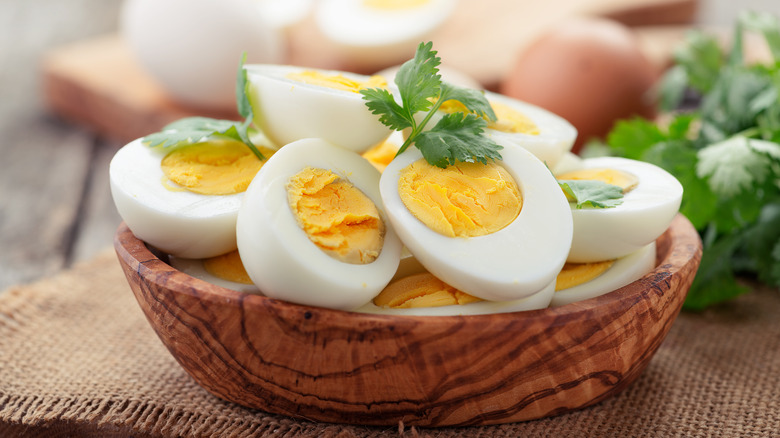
left=596, top=10, right=780, bottom=310
left=360, top=42, right=503, bottom=168
left=143, top=53, right=265, bottom=160
left=558, top=180, right=624, bottom=209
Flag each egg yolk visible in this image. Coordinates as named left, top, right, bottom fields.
left=555, top=260, right=615, bottom=291
left=161, top=140, right=274, bottom=196
left=363, top=0, right=431, bottom=10
left=557, top=168, right=639, bottom=194
left=373, top=272, right=482, bottom=308
left=288, top=167, right=385, bottom=264
left=286, top=70, right=387, bottom=93
left=438, top=100, right=540, bottom=135
left=203, top=250, right=254, bottom=285
left=361, top=138, right=401, bottom=173
left=398, top=159, right=522, bottom=238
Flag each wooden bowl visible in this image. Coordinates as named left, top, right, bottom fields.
left=114, top=214, right=701, bottom=427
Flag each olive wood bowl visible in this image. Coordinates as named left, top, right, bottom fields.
left=114, top=214, right=701, bottom=427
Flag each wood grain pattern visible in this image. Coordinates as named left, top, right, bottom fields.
left=114, top=214, right=701, bottom=427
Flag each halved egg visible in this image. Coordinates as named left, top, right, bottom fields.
left=109, top=137, right=275, bottom=258
left=551, top=242, right=656, bottom=307
left=557, top=156, right=682, bottom=263
left=244, top=64, right=393, bottom=152
left=355, top=275, right=555, bottom=316
left=236, top=138, right=402, bottom=310
left=168, top=250, right=262, bottom=295
left=379, top=137, right=573, bottom=302
left=314, top=0, right=457, bottom=70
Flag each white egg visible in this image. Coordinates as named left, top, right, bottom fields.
left=551, top=151, right=584, bottom=176
left=551, top=242, right=656, bottom=307
left=236, top=138, right=403, bottom=310
left=109, top=139, right=247, bottom=259
left=168, top=255, right=262, bottom=295
left=120, top=0, right=284, bottom=110
left=379, top=138, right=573, bottom=302
left=314, top=0, right=457, bottom=70
left=562, top=157, right=683, bottom=263
left=255, top=0, right=314, bottom=31
left=355, top=279, right=555, bottom=316
left=244, top=64, right=392, bottom=152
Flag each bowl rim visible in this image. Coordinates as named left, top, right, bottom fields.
left=114, top=213, right=702, bottom=330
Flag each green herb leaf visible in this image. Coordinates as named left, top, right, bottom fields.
left=696, top=136, right=780, bottom=197
left=558, top=180, right=624, bottom=209
left=683, top=229, right=749, bottom=311
left=673, top=30, right=724, bottom=94
left=361, top=41, right=503, bottom=168
left=415, top=112, right=502, bottom=167
left=739, top=10, right=780, bottom=60
left=142, top=53, right=264, bottom=160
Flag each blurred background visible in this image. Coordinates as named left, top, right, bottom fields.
left=1, top=0, right=779, bottom=291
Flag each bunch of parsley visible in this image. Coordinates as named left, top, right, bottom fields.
left=597, top=11, right=780, bottom=309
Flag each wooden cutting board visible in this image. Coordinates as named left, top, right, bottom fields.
left=43, top=0, right=698, bottom=143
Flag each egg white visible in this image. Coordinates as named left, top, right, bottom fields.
left=379, top=138, right=573, bottom=302
left=168, top=255, right=262, bottom=295
left=551, top=242, right=656, bottom=307
left=236, top=138, right=403, bottom=310
left=355, top=279, right=555, bottom=316
left=109, top=138, right=244, bottom=259
left=314, top=0, right=457, bottom=70
left=244, top=64, right=393, bottom=153
left=562, top=157, right=682, bottom=263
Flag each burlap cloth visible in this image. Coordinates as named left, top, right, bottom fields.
left=1, top=250, right=778, bottom=438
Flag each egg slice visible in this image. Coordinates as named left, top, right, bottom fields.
left=244, top=64, right=393, bottom=152
left=428, top=91, right=577, bottom=169
left=168, top=250, right=262, bottom=295
left=109, top=138, right=275, bottom=258
left=551, top=242, right=656, bottom=307
left=379, top=138, right=573, bottom=302
left=355, top=275, right=555, bottom=316
left=236, top=138, right=402, bottom=310
left=314, top=0, right=456, bottom=70
left=558, top=157, right=682, bottom=263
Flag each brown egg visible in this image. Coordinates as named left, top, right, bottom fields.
left=500, top=17, right=658, bottom=154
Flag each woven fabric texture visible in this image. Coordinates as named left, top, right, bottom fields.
left=1, top=250, right=778, bottom=438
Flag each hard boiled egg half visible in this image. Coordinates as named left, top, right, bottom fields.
left=168, top=250, right=262, bottom=295
left=110, top=137, right=275, bottom=259
left=244, top=64, right=393, bottom=152
left=557, top=156, right=683, bottom=263
left=236, top=138, right=402, bottom=310
left=379, top=137, right=573, bottom=302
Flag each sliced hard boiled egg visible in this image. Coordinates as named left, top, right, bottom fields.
left=236, top=138, right=402, bottom=310
left=314, top=0, right=457, bottom=70
left=109, top=138, right=274, bottom=258
left=379, top=139, right=573, bottom=302
left=244, top=64, right=392, bottom=152
left=558, top=156, right=682, bottom=263
left=355, top=274, right=555, bottom=316
left=551, top=242, right=656, bottom=307
left=168, top=250, right=262, bottom=295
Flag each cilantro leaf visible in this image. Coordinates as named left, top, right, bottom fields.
left=683, top=229, right=749, bottom=311
left=361, top=41, right=503, bottom=167
left=236, top=52, right=252, bottom=120
left=394, top=41, right=441, bottom=115
left=361, top=87, right=413, bottom=131
left=696, top=136, right=780, bottom=197
left=415, top=112, right=502, bottom=167
left=673, top=30, right=724, bottom=94
left=558, top=180, right=624, bottom=209
left=605, top=117, right=666, bottom=159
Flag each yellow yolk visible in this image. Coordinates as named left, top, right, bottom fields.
left=398, top=159, right=522, bottom=238
left=361, top=139, right=401, bottom=173
left=555, top=260, right=615, bottom=291
left=438, top=100, right=540, bottom=135
left=286, top=70, right=387, bottom=93
left=363, top=0, right=431, bottom=10
left=203, top=250, right=254, bottom=285
left=161, top=140, right=274, bottom=195
left=288, top=167, right=385, bottom=264
left=373, top=272, right=482, bottom=308
left=557, top=168, right=639, bottom=194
